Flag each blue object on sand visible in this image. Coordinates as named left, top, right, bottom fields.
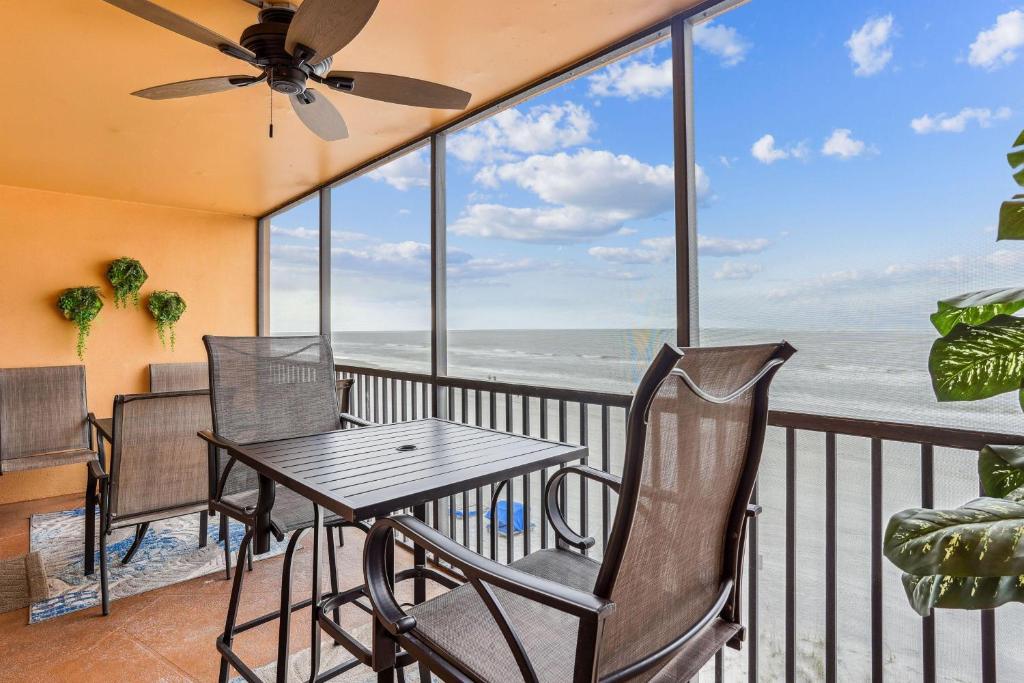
left=484, top=500, right=526, bottom=535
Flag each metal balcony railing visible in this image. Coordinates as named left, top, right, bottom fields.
left=336, top=362, right=1024, bottom=682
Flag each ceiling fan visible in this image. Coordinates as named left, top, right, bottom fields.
left=101, top=0, right=472, bottom=140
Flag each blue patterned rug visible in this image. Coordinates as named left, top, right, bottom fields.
left=29, top=507, right=289, bottom=623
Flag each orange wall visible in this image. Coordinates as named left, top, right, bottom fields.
left=0, top=184, right=256, bottom=504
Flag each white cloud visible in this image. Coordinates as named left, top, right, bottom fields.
left=693, top=21, right=751, bottom=67
left=969, top=10, right=1024, bottom=70
left=492, top=150, right=674, bottom=214
left=821, top=129, right=869, bottom=159
left=767, top=249, right=1024, bottom=301
left=271, top=225, right=317, bottom=239
left=448, top=102, right=594, bottom=163
left=327, top=239, right=536, bottom=283
left=698, top=235, right=771, bottom=256
left=587, top=25, right=748, bottom=100
left=447, top=257, right=538, bottom=281
left=367, top=149, right=429, bottom=191
left=454, top=149, right=693, bottom=243
left=588, top=237, right=674, bottom=265
left=588, top=234, right=770, bottom=264
left=451, top=204, right=624, bottom=243
left=847, top=15, right=895, bottom=76
left=713, top=261, right=763, bottom=280
left=751, top=134, right=808, bottom=164
left=910, top=106, right=1012, bottom=134
left=588, top=58, right=672, bottom=100
left=332, top=230, right=371, bottom=242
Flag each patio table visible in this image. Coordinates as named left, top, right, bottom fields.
left=205, top=416, right=587, bottom=683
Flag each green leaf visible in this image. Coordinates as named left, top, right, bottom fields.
left=901, top=572, right=1024, bottom=616
left=1008, top=148, right=1024, bottom=170
left=884, top=497, right=1024, bottom=577
left=929, top=315, right=1024, bottom=402
left=998, top=200, right=1024, bottom=240
left=930, top=288, right=1024, bottom=336
left=980, top=445, right=1024, bottom=501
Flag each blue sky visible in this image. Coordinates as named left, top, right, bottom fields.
left=270, top=0, right=1024, bottom=335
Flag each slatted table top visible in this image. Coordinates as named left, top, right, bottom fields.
left=224, top=418, right=587, bottom=521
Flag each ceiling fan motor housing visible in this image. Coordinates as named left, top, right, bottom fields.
left=241, top=10, right=332, bottom=94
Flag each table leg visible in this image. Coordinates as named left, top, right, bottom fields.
left=309, top=504, right=323, bottom=683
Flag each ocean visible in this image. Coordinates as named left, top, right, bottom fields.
left=332, top=328, right=1024, bottom=682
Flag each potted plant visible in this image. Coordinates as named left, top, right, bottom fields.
left=106, top=257, right=148, bottom=308
left=148, top=291, right=187, bottom=350
left=883, top=130, right=1024, bottom=614
left=57, top=286, right=103, bottom=360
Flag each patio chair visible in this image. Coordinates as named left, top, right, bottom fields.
left=85, top=390, right=212, bottom=614
left=364, top=341, right=795, bottom=682
left=150, top=360, right=354, bottom=564
left=149, top=361, right=209, bottom=392
left=150, top=360, right=353, bottom=412
left=199, top=335, right=370, bottom=683
left=0, top=365, right=102, bottom=571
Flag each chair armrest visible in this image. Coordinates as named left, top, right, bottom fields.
left=544, top=465, right=621, bottom=550
left=198, top=429, right=234, bottom=450
left=87, top=458, right=107, bottom=481
left=364, top=514, right=614, bottom=637
left=340, top=413, right=374, bottom=428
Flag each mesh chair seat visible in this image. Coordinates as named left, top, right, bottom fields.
left=222, top=486, right=341, bottom=533
left=3, top=448, right=96, bottom=472
left=407, top=548, right=599, bottom=682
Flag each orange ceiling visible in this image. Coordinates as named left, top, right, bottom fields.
left=3, top=0, right=702, bottom=217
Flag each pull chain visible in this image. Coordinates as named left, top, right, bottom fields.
left=268, top=82, right=274, bottom=139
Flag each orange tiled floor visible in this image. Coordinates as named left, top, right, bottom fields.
left=0, top=494, right=423, bottom=683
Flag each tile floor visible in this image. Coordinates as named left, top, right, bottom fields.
left=0, top=494, right=422, bottom=683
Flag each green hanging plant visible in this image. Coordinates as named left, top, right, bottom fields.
left=57, top=287, right=103, bottom=360
left=147, top=291, right=187, bottom=350
left=106, top=257, right=148, bottom=308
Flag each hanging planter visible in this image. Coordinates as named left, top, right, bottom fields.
left=57, top=287, right=103, bottom=360
left=106, top=257, right=148, bottom=309
left=148, top=291, right=187, bottom=350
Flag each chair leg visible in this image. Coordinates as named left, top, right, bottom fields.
left=121, top=523, right=151, bottom=564
left=199, top=511, right=208, bottom=549
left=247, top=534, right=254, bottom=572
left=84, top=471, right=97, bottom=576
left=326, top=525, right=341, bottom=628
left=221, top=515, right=231, bottom=580
left=219, top=527, right=252, bottom=683
left=98, top=487, right=110, bottom=616
left=276, top=529, right=305, bottom=683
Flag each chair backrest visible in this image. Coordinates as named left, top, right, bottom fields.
left=149, top=362, right=209, bottom=392
left=107, top=390, right=211, bottom=521
left=203, top=335, right=342, bottom=445
left=593, top=342, right=794, bottom=679
left=0, top=365, right=89, bottom=467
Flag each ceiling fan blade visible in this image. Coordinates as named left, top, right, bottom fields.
left=290, top=89, right=349, bottom=141
left=101, top=0, right=257, bottom=63
left=132, top=75, right=262, bottom=100
left=285, top=0, right=379, bottom=64
left=326, top=71, right=471, bottom=110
